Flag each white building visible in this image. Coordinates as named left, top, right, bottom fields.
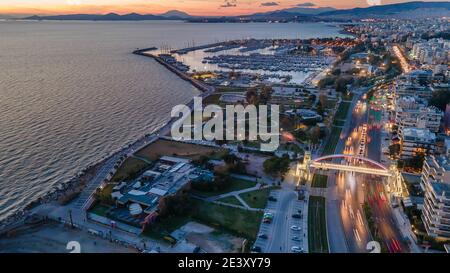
left=394, top=96, right=443, bottom=133
left=394, top=81, right=433, bottom=100
left=421, top=155, right=450, bottom=239
left=400, top=127, right=437, bottom=158
left=411, top=38, right=449, bottom=65
left=433, top=64, right=448, bottom=76
left=285, top=108, right=322, bottom=121
left=272, top=86, right=317, bottom=99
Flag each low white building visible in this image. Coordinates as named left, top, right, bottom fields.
left=272, top=86, right=302, bottom=97
left=285, top=109, right=322, bottom=121
left=272, top=86, right=318, bottom=99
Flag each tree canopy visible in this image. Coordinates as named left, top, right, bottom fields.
left=428, top=90, right=450, bottom=111
left=263, top=155, right=290, bottom=177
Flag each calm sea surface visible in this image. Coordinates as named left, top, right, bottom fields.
left=0, top=20, right=346, bottom=221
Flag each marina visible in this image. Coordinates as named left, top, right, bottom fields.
left=142, top=38, right=341, bottom=86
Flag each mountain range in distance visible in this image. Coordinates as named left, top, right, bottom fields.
left=319, top=1, right=450, bottom=19
left=20, top=1, right=450, bottom=22
left=24, top=11, right=190, bottom=21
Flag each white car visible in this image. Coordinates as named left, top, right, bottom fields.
left=291, top=246, right=304, bottom=253
left=290, top=225, right=302, bottom=231
left=264, top=212, right=274, bottom=218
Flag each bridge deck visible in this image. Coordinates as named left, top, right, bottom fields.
left=310, top=162, right=391, bottom=177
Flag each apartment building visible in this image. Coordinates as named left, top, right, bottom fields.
left=394, top=96, right=443, bottom=133
left=411, top=38, right=449, bottom=65
left=394, top=82, right=433, bottom=100
left=400, top=127, right=437, bottom=158
left=421, top=155, right=450, bottom=239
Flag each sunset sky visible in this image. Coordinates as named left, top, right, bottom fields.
left=0, top=0, right=447, bottom=16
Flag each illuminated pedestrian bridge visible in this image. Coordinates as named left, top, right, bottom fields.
left=296, top=152, right=404, bottom=195
left=311, top=154, right=390, bottom=176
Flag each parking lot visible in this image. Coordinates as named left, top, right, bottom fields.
left=252, top=189, right=308, bottom=253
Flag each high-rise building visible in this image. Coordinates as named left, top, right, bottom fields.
left=421, top=155, right=450, bottom=239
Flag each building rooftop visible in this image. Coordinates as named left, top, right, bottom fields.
left=430, top=182, right=450, bottom=199
left=402, top=127, right=436, bottom=141
left=350, top=52, right=369, bottom=59
left=402, top=172, right=422, bottom=184
left=408, top=69, right=432, bottom=77
left=445, top=138, right=450, bottom=155
left=433, top=155, right=450, bottom=172
left=116, top=156, right=197, bottom=211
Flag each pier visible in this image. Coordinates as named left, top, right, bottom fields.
left=133, top=48, right=213, bottom=93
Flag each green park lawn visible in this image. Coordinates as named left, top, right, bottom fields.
left=110, top=157, right=150, bottom=182
left=335, top=101, right=351, bottom=120
left=191, top=178, right=257, bottom=198
left=142, top=215, right=192, bottom=241
left=89, top=203, right=111, bottom=217
left=217, top=195, right=244, bottom=207
left=191, top=198, right=263, bottom=240
left=239, top=188, right=271, bottom=209
left=322, top=126, right=342, bottom=156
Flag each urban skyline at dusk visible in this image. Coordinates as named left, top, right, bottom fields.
left=0, top=0, right=449, bottom=260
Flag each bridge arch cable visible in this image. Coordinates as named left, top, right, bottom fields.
left=312, top=154, right=388, bottom=171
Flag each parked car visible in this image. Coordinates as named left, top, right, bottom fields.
left=291, top=246, right=304, bottom=253
left=251, top=246, right=262, bottom=253
left=264, top=212, right=274, bottom=218
left=258, top=233, right=268, bottom=239
left=290, top=225, right=302, bottom=231
left=292, top=214, right=302, bottom=219
left=292, top=236, right=301, bottom=242
left=263, top=212, right=274, bottom=223
left=268, top=196, right=277, bottom=202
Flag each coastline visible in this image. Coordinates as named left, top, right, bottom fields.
left=0, top=47, right=212, bottom=234
left=1, top=32, right=343, bottom=234
left=0, top=129, right=153, bottom=231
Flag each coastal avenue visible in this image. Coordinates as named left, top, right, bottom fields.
left=306, top=86, right=408, bottom=253
left=334, top=95, right=371, bottom=253
left=392, top=45, right=412, bottom=73
left=365, top=96, right=408, bottom=253
left=337, top=91, right=407, bottom=253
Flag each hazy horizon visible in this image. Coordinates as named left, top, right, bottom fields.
left=1, top=0, right=449, bottom=17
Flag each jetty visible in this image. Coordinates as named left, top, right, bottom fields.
left=133, top=48, right=213, bottom=93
